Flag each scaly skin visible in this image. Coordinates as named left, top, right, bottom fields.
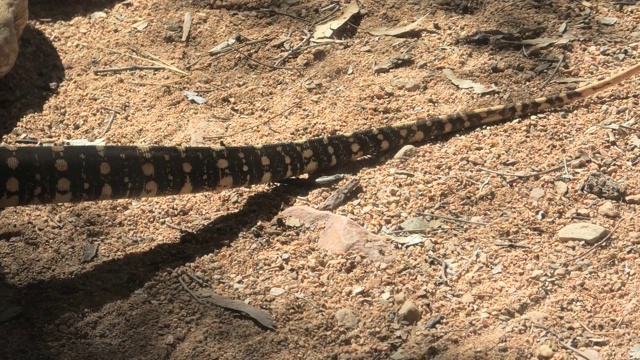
left=1, top=62, right=640, bottom=207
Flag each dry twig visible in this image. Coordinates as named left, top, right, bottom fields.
left=416, top=211, right=489, bottom=225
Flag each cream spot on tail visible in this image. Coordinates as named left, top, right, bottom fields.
left=143, top=181, right=158, bottom=197
left=6, top=157, right=18, bottom=170
left=100, top=184, right=113, bottom=199
left=142, top=163, right=154, bottom=177
left=6, top=177, right=19, bottom=192
left=55, top=159, right=68, bottom=172
left=218, top=176, right=233, bottom=188
left=217, top=159, right=229, bottom=169
left=100, top=162, right=111, bottom=175
left=57, top=178, right=71, bottom=192
left=180, top=180, right=193, bottom=194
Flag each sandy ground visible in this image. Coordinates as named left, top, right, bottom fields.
left=1, top=0, right=640, bottom=359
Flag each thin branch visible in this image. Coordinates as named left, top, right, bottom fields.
left=209, top=100, right=302, bottom=139
left=255, top=8, right=309, bottom=23
left=178, top=277, right=204, bottom=304
left=275, top=30, right=313, bottom=67
left=540, top=54, right=564, bottom=89
left=94, top=65, right=166, bottom=74
left=89, top=45, right=188, bottom=75
left=227, top=46, right=303, bottom=72
left=416, top=212, right=489, bottom=225
left=477, top=164, right=565, bottom=182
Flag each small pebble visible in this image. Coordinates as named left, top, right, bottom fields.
left=398, top=301, right=421, bottom=325
left=598, top=201, right=620, bottom=218
left=626, top=194, right=640, bottom=204
left=335, top=308, right=359, bottom=329
left=538, top=344, right=553, bottom=359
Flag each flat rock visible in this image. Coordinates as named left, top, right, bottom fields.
left=530, top=187, right=545, bottom=201
left=335, top=308, right=358, bottom=329
left=558, top=223, right=609, bottom=245
left=281, top=206, right=393, bottom=261
left=0, top=0, right=28, bottom=77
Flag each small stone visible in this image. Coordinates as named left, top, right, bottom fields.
left=390, top=351, right=407, bottom=360
left=90, top=11, right=107, bottom=20
left=554, top=181, right=568, bottom=196
left=538, top=344, right=553, bottom=359
left=582, top=349, right=603, bottom=360
left=335, top=308, right=358, bottom=329
left=165, top=334, right=174, bottom=345
left=393, top=145, right=417, bottom=159
left=530, top=188, right=545, bottom=201
left=269, top=287, right=286, bottom=296
left=391, top=79, right=408, bottom=89
left=530, top=269, right=544, bottom=280
left=492, top=263, right=503, bottom=274
left=393, top=292, right=406, bottom=304
left=626, top=194, right=640, bottom=204
left=598, top=201, right=620, bottom=218
left=460, top=293, right=474, bottom=304
left=397, top=300, right=421, bottom=325
left=558, top=223, right=609, bottom=245
left=404, top=81, right=420, bottom=92
left=416, top=60, right=427, bottom=68
left=467, top=155, right=484, bottom=165
left=576, top=208, right=590, bottom=217
left=570, top=158, right=587, bottom=169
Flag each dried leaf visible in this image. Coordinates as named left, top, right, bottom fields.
left=443, top=69, right=495, bottom=94
left=558, top=21, right=567, bottom=34
left=392, top=234, right=425, bottom=247
left=313, top=1, right=360, bottom=40
left=367, top=16, right=426, bottom=37
left=131, top=20, right=149, bottom=31
left=81, top=243, right=99, bottom=263
left=182, top=12, right=192, bottom=42
left=598, top=17, right=618, bottom=25
left=183, top=91, right=206, bottom=104
left=208, top=34, right=242, bottom=55
left=196, top=289, right=277, bottom=330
